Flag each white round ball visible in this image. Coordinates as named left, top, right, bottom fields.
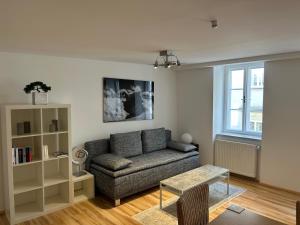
left=181, top=133, right=193, bottom=144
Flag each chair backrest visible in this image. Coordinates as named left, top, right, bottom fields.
left=297, top=201, right=300, bottom=225
left=176, top=183, right=209, bottom=225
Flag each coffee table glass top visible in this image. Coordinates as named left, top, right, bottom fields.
left=160, top=165, right=229, bottom=192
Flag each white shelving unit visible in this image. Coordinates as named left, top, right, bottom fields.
left=1, top=104, right=72, bottom=224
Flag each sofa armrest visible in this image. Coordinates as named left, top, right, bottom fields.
left=85, top=138, right=110, bottom=171
left=165, top=129, right=172, bottom=143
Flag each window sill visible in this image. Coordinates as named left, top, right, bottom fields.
left=219, top=132, right=261, bottom=140
left=216, top=133, right=262, bottom=145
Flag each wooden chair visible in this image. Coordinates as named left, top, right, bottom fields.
left=297, top=201, right=300, bottom=225
left=176, top=183, right=209, bottom=225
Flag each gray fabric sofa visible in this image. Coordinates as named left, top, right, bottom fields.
left=85, top=128, right=200, bottom=206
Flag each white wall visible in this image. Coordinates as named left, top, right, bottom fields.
left=177, top=59, right=300, bottom=193
left=0, top=127, right=2, bottom=211
left=176, top=68, right=214, bottom=165
left=260, top=59, right=300, bottom=192
left=0, top=52, right=178, bottom=210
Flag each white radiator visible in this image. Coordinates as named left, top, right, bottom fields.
left=214, top=139, right=258, bottom=178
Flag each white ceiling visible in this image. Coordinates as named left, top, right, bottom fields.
left=1, top=0, right=300, bottom=65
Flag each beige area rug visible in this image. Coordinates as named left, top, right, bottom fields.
left=133, top=182, right=245, bottom=225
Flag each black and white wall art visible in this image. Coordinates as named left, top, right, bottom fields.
left=103, top=78, right=154, bottom=122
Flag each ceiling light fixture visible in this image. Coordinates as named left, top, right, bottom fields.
left=153, top=50, right=181, bottom=69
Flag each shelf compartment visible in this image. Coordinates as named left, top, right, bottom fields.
left=14, top=180, right=42, bottom=195
left=73, top=173, right=94, bottom=203
left=44, top=158, right=69, bottom=187
left=42, top=108, right=68, bottom=133
left=11, top=109, right=42, bottom=136
left=12, top=136, right=42, bottom=164
left=44, top=175, right=69, bottom=187
left=44, top=182, right=70, bottom=211
left=14, top=162, right=43, bottom=194
left=43, top=133, right=69, bottom=159
left=14, top=189, right=43, bottom=223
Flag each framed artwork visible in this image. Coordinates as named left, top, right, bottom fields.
left=103, top=78, right=154, bottom=122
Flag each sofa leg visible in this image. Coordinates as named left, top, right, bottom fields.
left=114, top=199, right=120, bottom=206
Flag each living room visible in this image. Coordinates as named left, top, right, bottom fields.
left=0, top=1, right=300, bottom=225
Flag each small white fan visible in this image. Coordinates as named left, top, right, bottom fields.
left=72, top=146, right=88, bottom=177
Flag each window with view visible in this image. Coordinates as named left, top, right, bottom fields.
left=224, top=62, right=264, bottom=136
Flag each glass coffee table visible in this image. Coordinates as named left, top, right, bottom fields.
left=160, top=164, right=230, bottom=209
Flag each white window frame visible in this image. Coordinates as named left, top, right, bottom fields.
left=223, top=62, right=264, bottom=137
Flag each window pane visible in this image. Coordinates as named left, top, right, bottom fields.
left=227, top=68, right=244, bottom=131
left=247, top=111, right=263, bottom=132
left=250, top=68, right=264, bottom=88
left=249, top=122, right=255, bottom=130
left=249, top=68, right=264, bottom=109
left=230, top=90, right=243, bottom=109
left=247, top=67, right=264, bottom=133
left=231, top=70, right=244, bottom=89
left=250, top=89, right=263, bottom=109
left=229, top=110, right=243, bottom=130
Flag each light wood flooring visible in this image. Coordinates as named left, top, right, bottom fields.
left=0, top=176, right=299, bottom=225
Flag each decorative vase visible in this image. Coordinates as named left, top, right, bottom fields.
left=23, top=121, right=31, bottom=134
left=32, top=92, right=48, bottom=105
left=52, top=119, right=59, bottom=131
left=43, top=145, right=49, bottom=159
left=17, top=123, right=24, bottom=135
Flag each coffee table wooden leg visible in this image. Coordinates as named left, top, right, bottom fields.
left=160, top=184, right=163, bottom=209
left=227, top=172, right=230, bottom=195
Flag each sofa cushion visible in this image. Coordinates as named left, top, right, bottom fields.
left=110, top=131, right=143, bottom=158
left=142, top=128, right=167, bottom=153
left=91, top=149, right=199, bottom=178
left=92, top=154, right=132, bottom=171
left=167, top=141, right=197, bottom=152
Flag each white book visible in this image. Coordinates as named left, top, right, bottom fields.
left=15, top=148, right=19, bottom=165
left=12, top=148, right=15, bottom=165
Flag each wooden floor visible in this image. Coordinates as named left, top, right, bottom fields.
left=1, top=176, right=299, bottom=225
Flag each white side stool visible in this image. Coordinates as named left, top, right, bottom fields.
left=73, top=170, right=95, bottom=203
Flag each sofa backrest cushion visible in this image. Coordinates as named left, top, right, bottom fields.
left=142, top=127, right=167, bottom=153
left=85, top=138, right=109, bottom=171
left=110, top=131, right=143, bottom=158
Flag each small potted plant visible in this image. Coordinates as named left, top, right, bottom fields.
left=24, top=81, right=51, bottom=105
